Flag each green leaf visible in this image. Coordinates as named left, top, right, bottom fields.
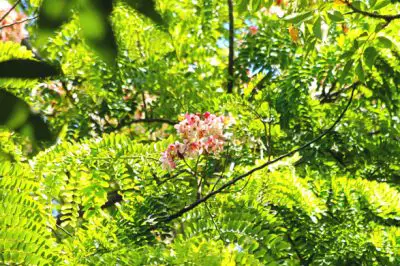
left=0, top=60, right=61, bottom=78
left=340, top=50, right=355, bottom=60
left=355, top=60, right=365, bottom=82
left=376, top=36, right=393, bottom=48
left=351, top=0, right=364, bottom=9
left=283, top=11, right=313, bottom=24
left=363, top=46, right=378, bottom=69
left=374, top=0, right=391, bottom=9
left=374, top=22, right=388, bottom=32
left=312, top=17, right=323, bottom=40
left=327, top=11, right=344, bottom=22
left=339, top=59, right=354, bottom=83
left=369, top=0, right=378, bottom=7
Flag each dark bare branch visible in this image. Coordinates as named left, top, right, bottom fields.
left=343, top=0, right=400, bottom=22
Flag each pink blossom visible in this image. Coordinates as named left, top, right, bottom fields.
left=161, top=150, right=176, bottom=170
left=249, top=26, right=258, bottom=35
left=161, top=112, right=232, bottom=170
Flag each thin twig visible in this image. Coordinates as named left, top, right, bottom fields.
left=141, top=92, right=148, bottom=118
left=55, top=224, right=74, bottom=237
left=0, top=15, right=38, bottom=29
left=162, top=82, right=359, bottom=223
left=195, top=156, right=202, bottom=200
left=205, top=203, right=224, bottom=241
left=211, top=144, right=231, bottom=192
left=211, top=172, right=224, bottom=192
left=248, top=73, right=271, bottom=100
left=112, top=117, right=177, bottom=131
left=0, top=0, right=21, bottom=23
left=88, top=155, right=160, bottom=162
left=227, top=0, right=234, bottom=93
left=129, top=118, right=176, bottom=125
left=243, top=101, right=271, bottom=159
left=158, top=170, right=186, bottom=186
left=232, top=175, right=251, bottom=193
left=182, top=157, right=196, bottom=175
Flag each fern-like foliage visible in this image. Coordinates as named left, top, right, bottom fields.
left=1, top=0, right=400, bottom=264
left=177, top=197, right=296, bottom=265
left=247, top=160, right=400, bottom=265
left=32, top=133, right=171, bottom=227
left=1, top=129, right=400, bottom=265
left=0, top=162, right=61, bottom=265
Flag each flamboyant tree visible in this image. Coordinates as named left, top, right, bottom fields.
left=0, top=0, right=400, bottom=265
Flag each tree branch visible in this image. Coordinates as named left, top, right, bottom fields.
left=343, top=0, right=400, bottom=22
left=0, top=15, right=38, bottom=30
left=115, top=118, right=177, bottom=131
left=0, top=0, right=21, bottom=23
left=227, top=0, right=234, bottom=93
left=162, top=82, right=359, bottom=223
left=130, top=118, right=176, bottom=125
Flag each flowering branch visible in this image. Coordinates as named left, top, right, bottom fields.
left=0, top=0, right=29, bottom=43
left=162, top=82, right=359, bottom=223
left=161, top=113, right=230, bottom=170
left=0, top=14, right=37, bottom=29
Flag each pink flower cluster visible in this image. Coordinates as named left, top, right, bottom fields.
left=161, top=112, right=230, bottom=170
left=249, top=26, right=258, bottom=35
left=0, top=0, right=28, bottom=43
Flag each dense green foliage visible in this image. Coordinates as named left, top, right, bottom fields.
left=0, top=0, right=400, bottom=265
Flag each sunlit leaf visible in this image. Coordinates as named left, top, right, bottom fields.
left=363, top=46, right=378, bottom=69
left=327, top=10, right=344, bottom=22
left=313, top=17, right=323, bottom=40
left=355, top=60, right=365, bottom=82
left=284, top=11, right=313, bottom=24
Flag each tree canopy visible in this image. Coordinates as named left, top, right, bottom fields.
left=0, top=0, right=400, bottom=265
